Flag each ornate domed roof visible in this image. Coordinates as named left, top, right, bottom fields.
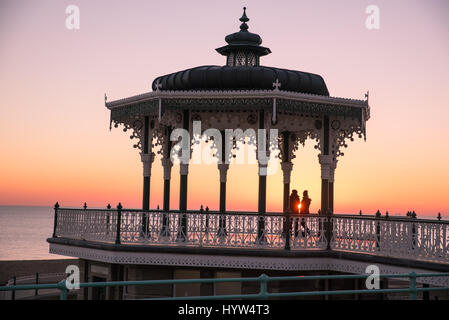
left=151, top=8, right=329, bottom=96
left=152, top=65, right=329, bottom=96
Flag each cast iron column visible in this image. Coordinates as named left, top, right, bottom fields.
left=162, top=158, right=172, bottom=211
left=258, top=162, right=267, bottom=242
left=141, top=153, right=152, bottom=210
left=257, top=110, right=267, bottom=243
left=217, top=163, right=229, bottom=236
left=141, top=116, right=153, bottom=235
left=177, top=110, right=190, bottom=241
left=179, top=164, right=189, bottom=211
left=319, top=116, right=332, bottom=250
left=141, top=116, right=151, bottom=210
left=178, top=163, right=189, bottom=241
left=161, top=127, right=173, bottom=236
left=280, top=131, right=292, bottom=213
left=218, top=129, right=229, bottom=236
left=281, top=132, right=293, bottom=250
left=328, top=160, right=337, bottom=213
left=281, top=160, right=293, bottom=250
left=319, top=116, right=331, bottom=215
left=281, top=162, right=293, bottom=211
left=218, top=164, right=229, bottom=212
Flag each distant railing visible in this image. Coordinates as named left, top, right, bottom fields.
left=330, top=215, right=449, bottom=263
left=1, top=272, right=449, bottom=300
left=2, top=273, right=66, bottom=300
left=52, top=204, right=449, bottom=264
left=6, top=273, right=66, bottom=286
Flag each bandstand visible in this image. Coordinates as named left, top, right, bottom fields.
left=108, top=7, right=368, bottom=219
left=48, top=8, right=449, bottom=300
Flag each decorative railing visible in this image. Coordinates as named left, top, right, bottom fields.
left=331, top=216, right=449, bottom=263
left=54, top=207, right=327, bottom=250
left=52, top=205, right=449, bottom=264
left=54, top=208, right=118, bottom=243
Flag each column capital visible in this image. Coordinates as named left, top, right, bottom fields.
left=318, top=154, right=333, bottom=180
left=217, top=163, right=230, bottom=183
left=329, top=159, right=338, bottom=183
left=281, top=161, right=293, bottom=184
left=180, top=163, right=189, bottom=176
left=318, top=154, right=333, bottom=166
left=161, top=157, right=173, bottom=180
left=258, top=163, right=268, bottom=176
left=140, top=153, right=154, bottom=177
left=161, top=157, right=173, bottom=168
left=140, top=152, right=154, bottom=163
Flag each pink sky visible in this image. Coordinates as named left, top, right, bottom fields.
left=0, top=0, right=448, bottom=217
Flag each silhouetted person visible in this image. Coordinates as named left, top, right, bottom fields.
left=289, top=189, right=300, bottom=214
left=300, top=190, right=311, bottom=214
left=299, top=190, right=311, bottom=236
left=289, top=190, right=301, bottom=237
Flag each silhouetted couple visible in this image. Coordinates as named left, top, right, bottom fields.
left=289, top=189, right=311, bottom=237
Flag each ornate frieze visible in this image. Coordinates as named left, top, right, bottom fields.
left=160, top=109, right=184, bottom=129
left=109, top=95, right=367, bottom=129
left=195, top=111, right=259, bottom=132
left=164, top=97, right=272, bottom=112
left=277, top=128, right=320, bottom=162
left=106, top=89, right=368, bottom=113
left=330, top=116, right=365, bottom=160
left=153, top=125, right=172, bottom=159
left=277, top=98, right=364, bottom=120
left=112, top=117, right=145, bottom=150
left=108, top=91, right=368, bottom=162
left=110, top=99, right=158, bottom=124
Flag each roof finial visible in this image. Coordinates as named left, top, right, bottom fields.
left=239, top=7, right=249, bottom=31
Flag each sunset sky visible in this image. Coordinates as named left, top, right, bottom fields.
left=0, top=0, right=448, bottom=217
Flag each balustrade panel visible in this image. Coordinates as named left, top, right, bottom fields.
left=56, top=209, right=117, bottom=242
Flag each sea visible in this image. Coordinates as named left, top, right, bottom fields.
left=0, top=206, right=66, bottom=261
